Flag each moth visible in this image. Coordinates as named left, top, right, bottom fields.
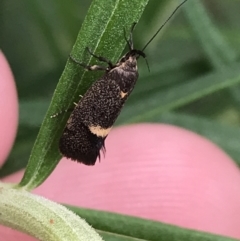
left=59, top=0, right=187, bottom=165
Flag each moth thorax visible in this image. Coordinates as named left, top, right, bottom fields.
left=121, top=56, right=138, bottom=71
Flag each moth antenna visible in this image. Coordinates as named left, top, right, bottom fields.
left=144, top=58, right=150, bottom=72
left=124, top=22, right=137, bottom=50
left=142, top=0, right=188, bottom=52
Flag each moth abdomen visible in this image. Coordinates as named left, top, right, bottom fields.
left=59, top=121, right=106, bottom=165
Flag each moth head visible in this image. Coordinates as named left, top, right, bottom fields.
left=119, top=49, right=146, bottom=68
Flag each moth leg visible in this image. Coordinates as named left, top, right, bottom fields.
left=69, top=55, right=107, bottom=71
left=124, top=28, right=131, bottom=50
left=51, top=107, right=74, bottom=118
left=80, top=63, right=107, bottom=71
left=51, top=93, right=85, bottom=118
left=86, top=47, right=114, bottom=68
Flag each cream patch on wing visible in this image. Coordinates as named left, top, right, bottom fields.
left=120, top=91, right=128, bottom=98
left=89, top=125, right=112, bottom=137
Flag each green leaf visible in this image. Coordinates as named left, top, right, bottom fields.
left=117, top=62, right=240, bottom=124
left=17, top=0, right=150, bottom=190
left=0, top=185, right=103, bottom=241
left=66, top=206, right=239, bottom=241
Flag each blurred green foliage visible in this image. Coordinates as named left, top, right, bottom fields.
left=1, top=0, right=240, bottom=177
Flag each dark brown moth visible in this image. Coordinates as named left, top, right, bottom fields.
left=59, top=0, right=187, bottom=165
